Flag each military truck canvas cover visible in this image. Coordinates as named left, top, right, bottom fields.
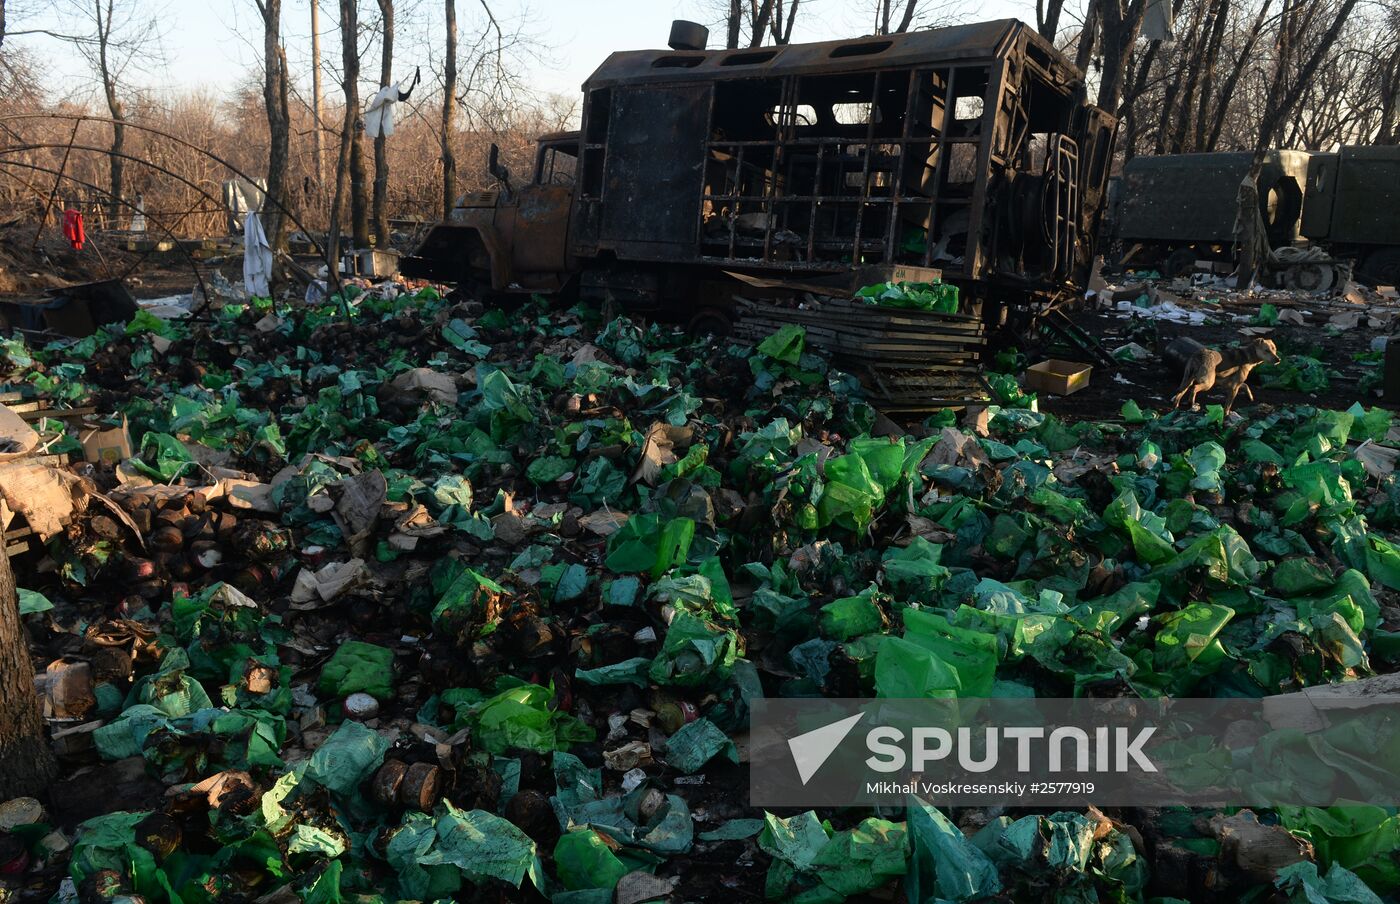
left=1117, top=150, right=1310, bottom=247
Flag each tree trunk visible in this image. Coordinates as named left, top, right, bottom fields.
left=1097, top=0, right=1149, bottom=114
left=0, top=549, right=56, bottom=799
left=96, top=2, right=125, bottom=225
left=748, top=0, right=776, bottom=47
left=1255, top=0, right=1362, bottom=150
left=261, top=0, right=291, bottom=258
left=441, top=0, right=457, bottom=220
left=1075, top=0, right=1100, bottom=76
left=373, top=0, right=394, bottom=246
left=726, top=0, right=741, bottom=48
left=1190, top=0, right=1231, bottom=151
left=340, top=0, right=370, bottom=249
left=1206, top=0, right=1271, bottom=149
left=1168, top=0, right=1212, bottom=152
left=1038, top=0, right=1067, bottom=40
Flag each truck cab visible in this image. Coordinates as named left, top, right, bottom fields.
left=404, top=19, right=1115, bottom=323
left=402, top=132, right=579, bottom=294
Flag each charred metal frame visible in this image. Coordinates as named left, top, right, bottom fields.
left=572, top=19, right=1115, bottom=296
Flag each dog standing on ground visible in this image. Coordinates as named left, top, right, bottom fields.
left=1169, top=336, right=1280, bottom=413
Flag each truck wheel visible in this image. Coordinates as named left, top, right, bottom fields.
left=1162, top=247, right=1196, bottom=279
left=687, top=308, right=733, bottom=338
left=1359, top=248, right=1400, bottom=287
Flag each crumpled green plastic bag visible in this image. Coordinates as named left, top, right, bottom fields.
left=575, top=657, right=652, bottom=688
left=758, top=324, right=805, bottom=364
left=759, top=811, right=830, bottom=872
left=16, top=587, right=53, bottom=614
left=649, top=611, right=740, bottom=688
left=68, top=810, right=168, bottom=898
left=874, top=635, right=960, bottom=699
left=554, top=828, right=628, bottom=891
left=1278, top=805, right=1400, bottom=893
left=305, top=719, right=390, bottom=796
left=807, top=817, right=909, bottom=900
left=665, top=718, right=738, bottom=774
left=1134, top=603, right=1234, bottom=694
left=605, top=514, right=695, bottom=578
left=385, top=811, right=462, bottom=900
left=1364, top=534, right=1400, bottom=592
left=568, top=784, right=694, bottom=855
left=1273, top=557, right=1337, bottom=596
left=906, top=798, right=1000, bottom=903
left=761, top=811, right=908, bottom=903
left=318, top=640, right=394, bottom=701
left=817, top=452, right=887, bottom=532
left=901, top=608, right=997, bottom=698
left=93, top=704, right=171, bottom=760
left=699, top=819, right=766, bottom=841
left=461, top=682, right=595, bottom=754
left=125, top=649, right=213, bottom=717
left=419, top=802, right=543, bottom=890
left=1154, top=525, right=1260, bottom=588
left=1274, top=861, right=1383, bottom=904
left=130, top=432, right=197, bottom=482
left=819, top=588, right=885, bottom=641
left=881, top=537, right=950, bottom=603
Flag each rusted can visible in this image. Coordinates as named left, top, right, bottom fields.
left=371, top=760, right=442, bottom=811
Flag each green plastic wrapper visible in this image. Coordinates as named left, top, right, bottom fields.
left=554, top=828, right=629, bottom=891
left=665, top=718, right=738, bottom=774
left=318, top=640, right=395, bottom=701
left=906, top=798, right=1001, bottom=903
left=305, top=719, right=390, bottom=796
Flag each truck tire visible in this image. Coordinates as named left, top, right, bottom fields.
left=1359, top=248, right=1400, bottom=287
left=1162, top=247, right=1196, bottom=279
left=687, top=308, right=733, bottom=338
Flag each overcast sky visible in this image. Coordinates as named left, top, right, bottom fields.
left=12, top=0, right=1036, bottom=104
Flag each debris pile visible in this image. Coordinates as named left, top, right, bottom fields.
left=1, top=285, right=1399, bottom=902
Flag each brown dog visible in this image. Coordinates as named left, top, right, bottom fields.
left=1170, top=337, right=1280, bottom=413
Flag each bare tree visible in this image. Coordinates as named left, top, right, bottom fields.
left=254, top=0, right=290, bottom=257
left=44, top=1, right=163, bottom=224
left=331, top=0, right=370, bottom=255
left=1037, top=0, right=1068, bottom=41
left=719, top=0, right=801, bottom=48
left=441, top=0, right=456, bottom=218
left=1096, top=0, right=1151, bottom=113
left=0, top=550, right=56, bottom=799
left=1254, top=0, right=1362, bottom=149
left=372, top=0, right=393, bottom=245
left=875, top=0, right=919, bottom=34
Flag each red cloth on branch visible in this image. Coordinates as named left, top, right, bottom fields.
left=62, top=209, right=85, bottom=250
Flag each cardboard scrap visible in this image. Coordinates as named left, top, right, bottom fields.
left=1328, top=310, right=1363, bottom=330
left=1354, top=440, right=1398, bottom=479
left=0, top=460, right=85, bottom=539
left=0, top=404, right=39, bottom=462
left=632, top=422, right=694, bottom=485
left=79, top=416, right=133, bottom=465
left=329, top=470, right=388, bottom=556
left=1209, top=811, right=1312, bottom=883
left=579, top=509, right=629, bottom=538
left=290, top=558, right=368, bottom=607
left=390, top=368, right=458, bottom=405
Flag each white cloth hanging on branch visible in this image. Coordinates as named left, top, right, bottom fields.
left=365, top=84, right=401, bottom=139
left=243, top=211, right=274, bottom=299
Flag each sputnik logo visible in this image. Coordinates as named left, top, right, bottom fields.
left=787, top=712, right=865, bottom=785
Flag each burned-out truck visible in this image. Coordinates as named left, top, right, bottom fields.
left=1112, top=147, right=1400, bottom=289
left=403, top=18, right=1116, bottom=335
